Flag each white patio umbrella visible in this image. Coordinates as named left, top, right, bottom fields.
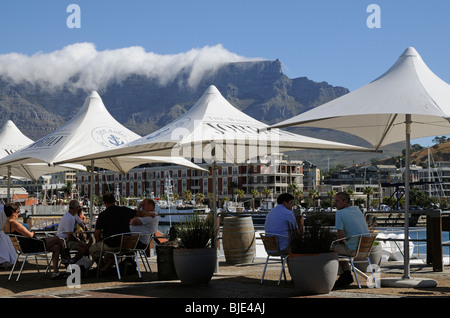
left=0, top=120, right=33, bottom=157
left=57, top=85, right=376, bottom=269
left=0, top=120, right=86, bottom=201
left=0, top=92, right=206, bottom=221
left=269, top=47, right=450, bottom=282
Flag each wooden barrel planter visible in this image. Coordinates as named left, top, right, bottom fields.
left=222, top=216, right=256, bottom=264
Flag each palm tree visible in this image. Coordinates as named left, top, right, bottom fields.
left=309, top=189, right=320, bottom=211
left=222, top=196, right=230, bottom=208
left=261, top=188, right=272, bottom=199
left=195, top=193, right=205, bottom=205
left=293, top=189, right=303, bottom=206
left=173, top=193, right=179, bottom=204
left=288, top=183, right=299, bottom=194
left=61, top=181, right=73, bottom=199
left=344, top=187, right=355, bottom=195
left=363, top=186, right=375, bottom=210
left=327, top=189, right=336, bottom=201
left=235, top=189, right=245, bottom=202
left=345, top=187, right=355, bottom=205
left=183, top=190, right=192, bottom=204
left=229, top=181, right=238, bottom=200
left=250, top=189, right=260, bottom=211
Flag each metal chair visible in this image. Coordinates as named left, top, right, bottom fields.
left=97, top=232, right=142, bottom=280
left=332, top=232, right=379, bottom=288
left=132, top=233, right=153, bottom=273
left=8, top=234, right=52, bottom=281
left=259, top=233, right=289, bottom=285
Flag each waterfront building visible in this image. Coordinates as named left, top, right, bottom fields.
left=75, top=154, right=304, bottom=205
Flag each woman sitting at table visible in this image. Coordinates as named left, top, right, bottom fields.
left=4, top=203, right=70, bottom=279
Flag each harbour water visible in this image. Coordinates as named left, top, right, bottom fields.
left=378, top=227, right=450, bottom=258
left=158, top=224, right=450, bottom=261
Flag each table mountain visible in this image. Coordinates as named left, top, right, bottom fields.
left=0, top=59, right=348, bottom=139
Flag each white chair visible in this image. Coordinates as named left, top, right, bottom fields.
left=97, top=232, right=142, bottom=280
left=259, top=233, right=289, bottom=285
left=132, top=233, right=153, bottom=273
left=8, top=234, right=51, bottom=281
left=332, top=232, right=379, bottom=288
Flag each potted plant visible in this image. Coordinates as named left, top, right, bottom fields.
left=287, top=212, right=339, bottom=295
left=173, top=213, right=217, bottom=285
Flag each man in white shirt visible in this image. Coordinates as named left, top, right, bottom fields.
left=57, top=200, right=89, bottom=263
left=130, top=198, right=159, bottom=250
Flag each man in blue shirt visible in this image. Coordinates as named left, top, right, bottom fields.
left=264, top=193, right=298, bottom=254
left=332, top=192, right=369, bottom=288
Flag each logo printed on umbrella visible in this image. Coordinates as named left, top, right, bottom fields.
left=169, top=119, right=281, bottom=164
left=107, top=134, right=124, bottom=146
left=146, top=117, right=192, bottom=142
left=92, top=127, right=133, bottom=149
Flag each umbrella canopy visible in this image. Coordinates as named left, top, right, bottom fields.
left=92, top=155, right=208, bottom=174
left=270, top=47, right=450, bottom=149
left=0, top=120, right=86, bottom=180
left=0, top=92, right=204, bottom=173
left=0, top=120, right=33, bottom=157
left=0, top=91, right=141, bottom=166
left=269, top=47, right=450, bottom=280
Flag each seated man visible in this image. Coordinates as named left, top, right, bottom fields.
left=332, top=192, right=369, bottom=288
left=130, top=198, right=159, bottom=250
left=56, top=200, right=89, bottom=263
left=89, top=192, right=136, bottom=272
left=264, top=193, right=298, bottom=254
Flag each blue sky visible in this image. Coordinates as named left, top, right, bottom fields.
left=1, top=0, right=449, bottom=146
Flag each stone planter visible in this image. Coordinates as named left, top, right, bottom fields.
left=173, top=248, right=216, bottom=285
left=288, top=252, right=339, bottom=295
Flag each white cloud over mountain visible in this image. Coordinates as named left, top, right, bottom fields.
left=0, top=43, right=264, bottom=91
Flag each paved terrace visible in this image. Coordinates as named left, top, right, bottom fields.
left=1, top=255, right=450, bottom=300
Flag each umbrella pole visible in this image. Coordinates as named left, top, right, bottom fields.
left=90, top=160, right=95, bottom=230
left=403, top=114, right=411, bottom=279
left=7, top=165, right=11, bottom=203
left=212, top=160, right=219, bottom=273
